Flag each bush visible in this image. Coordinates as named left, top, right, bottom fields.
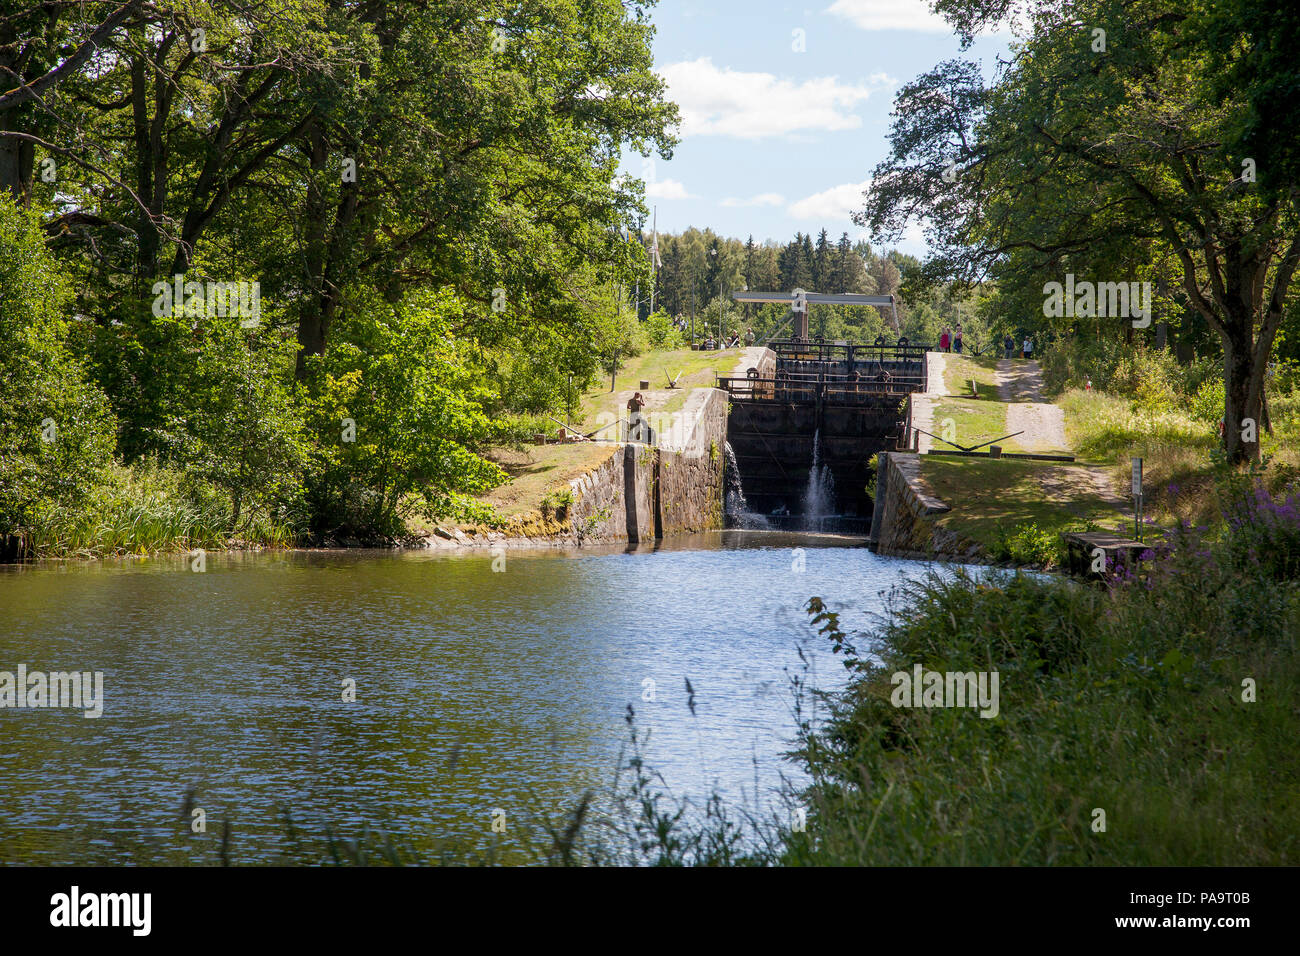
left=1190, top=377, right=1226, bottom=425
left=28, top=460, right=292, bottom=557
left=993, top=521, right=1060, bottom=567
left=643, top=309, right=685, bottom=349
left=1219, top=475, right=1300, bottom=581
left=303, top=288, right=506, bottom=537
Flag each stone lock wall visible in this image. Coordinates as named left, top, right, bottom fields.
left=566, top=388, right=727, bottom=544
left=870, top=452, right=960, bottom=557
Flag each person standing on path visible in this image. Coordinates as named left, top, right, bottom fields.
left=939, top=327, right=951, bottom=352
left=1022, top=335, right=1034, bottom=360
left=954, top=324, right=963, bottom=354
left=1004, top=333, right=1015, bottom=359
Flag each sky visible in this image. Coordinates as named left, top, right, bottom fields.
left=628, top=0, right=1015, bottom=256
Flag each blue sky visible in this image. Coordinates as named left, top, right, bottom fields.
left=629, top=0, right=1015, bottom=255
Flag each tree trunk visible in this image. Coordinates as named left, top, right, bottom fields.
left=1220, top=323, right=1264, bottom=465
left=131, top=44, right=159, bottom=280
left=295, top=124, right=359, bottom=379
left=0, top=115, right=34, bottom=205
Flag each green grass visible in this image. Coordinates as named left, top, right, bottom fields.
left=1059, top=387, right=1300, bottom=529
left=919, top=456, right=1126, bottom=563
left=784, top=557, right=1300, bottom=865
left=27, top=463, right=292, bottom=558
left=469, top=443, right=617, bottom=519
left=574, top=347, right=744, bottom=431
left=930, top=397, right=1026, bottom=453
left=941, top=354, right=1001, bottom=399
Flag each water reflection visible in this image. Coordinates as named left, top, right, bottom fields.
left=0, top=533, right=943, bottom=863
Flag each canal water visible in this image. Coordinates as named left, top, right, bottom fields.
left=0, top=532, right=944, bottom=864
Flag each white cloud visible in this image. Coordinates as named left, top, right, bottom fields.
left=720, top=192, right=785, bottom=208
left=825, top=0, right=953, bottom=32
left=646, top=178, right=695, bottom=200
left=788, top=180, right=870, bottom=221
left=657, top=58, right=892, bottom=140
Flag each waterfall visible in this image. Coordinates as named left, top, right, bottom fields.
left=724, top=442, right=769, bottom=529
left=801, top=429, right=836, bottom=532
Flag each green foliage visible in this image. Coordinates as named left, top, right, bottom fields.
left=539, top=488, right=573, bottom=520
left=0, top=197, right=115, bottom=544
left=27, top=460, right=292, bottom=557
left=992, top=521, right=1059, bottom=567
left=1191, top=378, right=1227, bottom=425
left=303, top=290, right=507, bottom=537
left=5, top=0, right=679, bottom=552
left=643, top=309, right=685, bottom=349
left=785, top=546, right=1300, bottom=864
left=862, top=0, right=1300, bottom=464
left=182, top=322, right=309, bottom=532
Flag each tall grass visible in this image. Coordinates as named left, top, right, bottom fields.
left=27, top=462, right=293, bottom=558
left=782, top=513, right=1300, bottom=865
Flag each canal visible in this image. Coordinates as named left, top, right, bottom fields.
left=0, top=532, right=947, bottom=864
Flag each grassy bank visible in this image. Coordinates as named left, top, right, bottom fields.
left=783, top=488, right=1300, bottom=864
left=571, top=347, right=745, bottom=432
left=929, top=397, right=1027, bottom=453
left=920, top=457, right=1125, bottom=565
left=1060, top=388, right=1300, bottom=529
left=941, top=354, right=1001, bottom=399
left=24, top=462, right=295, bottom=559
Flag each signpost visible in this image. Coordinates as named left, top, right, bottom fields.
left=1131, top=457, right=1143, bottom=542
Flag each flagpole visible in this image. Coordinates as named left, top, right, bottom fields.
left=650, top=205, right=658, bottom=316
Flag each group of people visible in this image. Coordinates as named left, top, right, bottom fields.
left=691, top=324, right=756, bottom=351
left=938, top=324, right=964, bottom=353
left=1002, top=333, right=1034, bottom=359
left=938, top=324, right=1034, bottom=359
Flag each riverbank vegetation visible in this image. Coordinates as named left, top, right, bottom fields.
left=0, top=1, right=677, bottom=559
left=1050, top=340, right=1300, bottom=528
left=784, top=500, right=1300, bottom=865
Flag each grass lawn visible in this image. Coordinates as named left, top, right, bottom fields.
left=941, top=353, right=1002, bottom=399
left=931, top=397, right=1028, bottom=453
left=572, top=347, right=745, bottom=431
left=920, top=456, right=1129, bottom=557
left=477, top=443, right=618, bottom=517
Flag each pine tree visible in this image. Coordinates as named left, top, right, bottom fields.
left=814, top=229, right=831, bottom=289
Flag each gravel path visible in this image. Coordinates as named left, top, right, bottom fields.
left=996, top=359, right=1068, bottom=453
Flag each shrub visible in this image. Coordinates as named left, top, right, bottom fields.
left=303, top=288, right=506, bottom=537
left=643, top=309, right=685, bottom=349
left=1220, top=477, right=1300, bottom=581
left=1190, top=377, right=1226, bottom=425
left=993, top=521, right=1060, bottom=567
